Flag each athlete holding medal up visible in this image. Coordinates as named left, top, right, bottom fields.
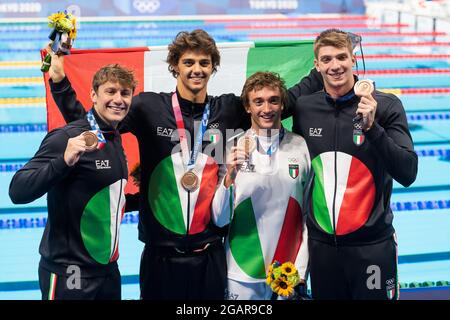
left=81, top=130, right=99, bottom=151
left=212, top=72, right=311, bottom=300
left=291, top=29, right=417, bottom=299
left=353, top=79, right=375, bottom=146
left=9, top=64, right=137, bottom=300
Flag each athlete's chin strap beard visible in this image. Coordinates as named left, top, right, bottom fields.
left=348, top=32, right=365, bottom=78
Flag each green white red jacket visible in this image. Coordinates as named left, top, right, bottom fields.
left=212, top=129, right=311, bottom=282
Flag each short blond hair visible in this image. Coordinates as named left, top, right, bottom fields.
left=92, top=64, right=137, bottom=93
left=313, top=29, right=353, bottom=59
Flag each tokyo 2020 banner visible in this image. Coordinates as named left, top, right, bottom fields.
left=0, top=0, right=366, bottom=18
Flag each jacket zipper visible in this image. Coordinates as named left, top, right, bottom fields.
left=186, top=191, right=191, bottom=238
left=111, top=138, right=125, bottom=260
left=111, top=178, right=122, bottom=259
left=332, top=104, right=339, bottom=247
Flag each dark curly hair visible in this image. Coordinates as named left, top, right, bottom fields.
left=166, top=29, right=221, bottom=78
left=240, top=71, right=287, bottom=110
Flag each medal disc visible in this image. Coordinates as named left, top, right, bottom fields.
left=82, top=131, right=98, bottom=151
left=181, top=171, right=199, bottom=192
left=237, top=136, right=256, bottom=154
left=354, top=79, right=374, bottom=97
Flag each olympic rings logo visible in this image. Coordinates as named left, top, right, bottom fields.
left=386, top=278, right=395, bottom=286
left=133, top=0, right=160, bottom=13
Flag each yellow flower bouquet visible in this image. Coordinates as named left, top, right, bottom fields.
left=41, top=11, right=77, bottom=72
left=266, top=261, right=310, bottom=300
left=266, top=261, right=299, bottom=298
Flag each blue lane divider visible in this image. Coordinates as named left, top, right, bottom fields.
left=414, top=149, right=450, bottom=157
left=0, top=24, right=220, bottom=36
left=0, top=213, right=139, bottom=229
left=2, top=150, right=450, bottom=173
left=0, top=163, right=24, bottom=172
left=0, top=124, right=47, bottom=133
left=402, top=281, right=450, bottom=289
left=0, top=48, right=39, bottom=53
left=391, top=199, right=450, bottom=211
left=0, top=112, right=439, bottom=134
left=1, top=151, right=450, bottom=173
left=407, top=113, right=450, bottom=121
left=0, top=277, right=448, bottom=292
left=0, top=207, right=47, bottom=214
left=0, top=114, right=447, bottom=134
left=399, top=252, right=450, bottom=264
left=1, top=200, right=450, bottom=230
left=0, top=275, right=140, bottom=292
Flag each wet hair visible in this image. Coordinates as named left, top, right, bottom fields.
left=313, top=28, right=353, bottom=59
left=92, top=64, right=137, bottom=93
left=166, top=29, right=221, bottom=78
left=240, top=71, right=287, bottom=109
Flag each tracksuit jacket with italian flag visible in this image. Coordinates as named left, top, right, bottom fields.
left=212, top=130, right=311, bottom=283
left=9, top=108, right=128, bottom=276
left=49, top=72, right=322, bottom=250
left=292, top=86, right=418, bottom=246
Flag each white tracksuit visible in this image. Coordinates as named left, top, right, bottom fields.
left=212, top=129, right=311, bottom=300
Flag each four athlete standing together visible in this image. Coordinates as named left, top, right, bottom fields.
left=9, top=28, right=417, bottom=300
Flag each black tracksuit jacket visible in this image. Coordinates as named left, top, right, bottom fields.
left=292, top=85, right=418, bottom=246
left=9, top=108, right=128, bottom=276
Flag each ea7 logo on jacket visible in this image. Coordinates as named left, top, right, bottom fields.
left=309, top=128, right=323, bottom=137
left=157, top=127, right=174, bottom=138
left=95, top=160, right=111, bottom=170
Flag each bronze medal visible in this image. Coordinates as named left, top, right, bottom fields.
left=237, top=135, right=256, bottom=154
left=354, top=79, right=374, bottom=97
left=82, top=131, right=98, bottom=151
left=181, top=171, right=199, bottom=192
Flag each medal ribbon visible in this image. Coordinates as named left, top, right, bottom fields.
left=171, top=92, right=211, bottom=170
left=86, top=109, right=107, bottom=149
left=254, top=127, right=285, bottom=156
